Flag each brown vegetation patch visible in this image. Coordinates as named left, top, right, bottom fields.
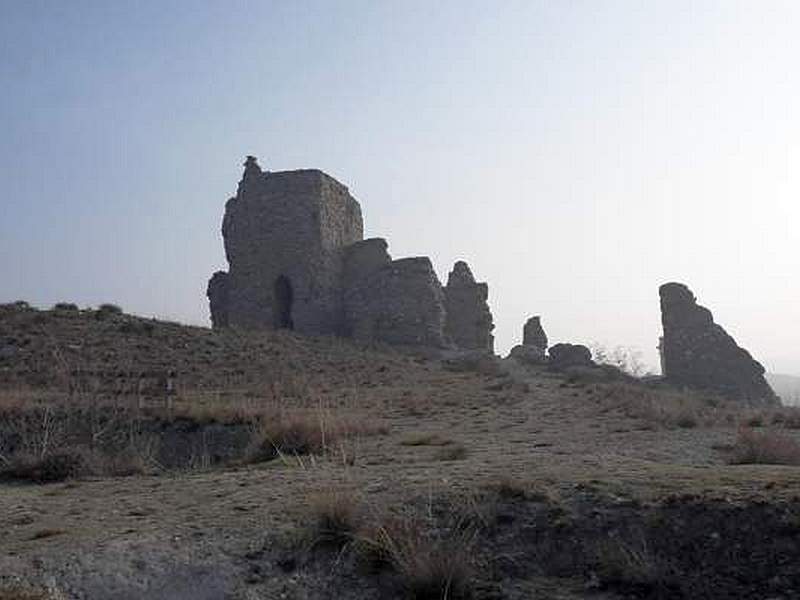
left=248, top=408, right=387, bottom=463
left=728, top=426, right=800, bottom=465
left=308, top=487, right=361, bottom=547
left=357, top=513, right=476, bottom=599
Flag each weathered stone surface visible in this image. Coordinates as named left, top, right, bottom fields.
left=508, top=315, right=548, bottom=365
left=206, top=271, right=230, bottom=328
left=508, top=344, right=546, bottom=366
left=443, top=261, right=494, bottom=352
left=342, top=238, right=392, bottom=291
left=522, top=316, right=548, bottom=353
left=344, top=257, right=447, bottom=347
left=548, top=343, right=594, bottom=369
left=211, top=156, right=363, bottom=334
left=659, top=282, right=777, bottom=404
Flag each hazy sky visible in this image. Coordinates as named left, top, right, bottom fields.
left=2, top=1, right=799, bottom=374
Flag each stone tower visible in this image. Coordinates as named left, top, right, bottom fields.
left=208, top=157, right=363, bottom=334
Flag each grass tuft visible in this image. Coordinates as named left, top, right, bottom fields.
left=308, top=487, right=360, bottom=547
left=357, top=514, right=475, bottom=599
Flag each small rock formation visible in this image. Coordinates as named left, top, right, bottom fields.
left=523, top=317, right=548, bottom=353
left=659, top=282, right=777, bottom=404
left=548, top=343, right=594, bottom=369
left=509, top=315, right=549, bottom=365
left=207, top=156, right=494, bottom=351
left=443, top=261, right=494, bottom=352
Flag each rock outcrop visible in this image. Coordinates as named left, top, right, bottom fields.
left=659, top=282, right=777, bottom=404
left=443, top=261, right=494, bottom=352
left=548, top=343, right=594, bottom=369
left=509, top=316, right=549, bottom=365
left=522, top=317, right=548, bottom=353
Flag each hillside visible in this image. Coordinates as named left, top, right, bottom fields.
left=2, top=303, right=800, bottom=599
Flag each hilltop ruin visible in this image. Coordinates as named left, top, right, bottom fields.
left=208, top=157, right=494, bottom=350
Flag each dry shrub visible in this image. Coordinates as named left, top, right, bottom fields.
left=728, top=426, right=800, bottom=465
left=1, top=444, right=148, bottom=483
left=769, top=407, right=800, bottom=430
left=308, top=487, right=360, bottom=546
left=357, top=514, right=475, bottom=599
left=485, top=476, right=528, bottom=500
left=1, top=450, right=87, bottom=483
left=96, top=303, right=122, bottom=316
left=594, top=532, right=679, bottom=596
left=158, top=398, right=268, bottom=425
left=482, top=476, right=554, bottom=503
left=248, top=407, right=386, bottom=463
left=598, top=383, right=719, bottom=429
left=52, top=303, right=78, bottom=312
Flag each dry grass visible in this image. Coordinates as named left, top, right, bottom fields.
left=0, top=376, right=388, bottom=477
left=728, top=426, right=800, bottom=465
left=247, top=405, right=387, bottom=464
left=594, top=532, right=679, bottom=596
left=597, top=382, right=725, bottom=429
left=307, top=487, right=361, bottom=547
left=400, top=432, right=455, bottom=447
left=0, top=582, right=62, bottom=600
left=357, top=513, right=476, bottom=599
left=598, top=381, right=800, bottom=434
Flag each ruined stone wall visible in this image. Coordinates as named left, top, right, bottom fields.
left=659, top=282, right=777, bottom=404
left=208, top=156, right=496, bottom=352
left=443, top=261, right=494, bottom=351
left=210, top=157, right=363, bottom=335
left=344, top=257, right=447, bottom=347
left=342, top=238, right=392, bottom=291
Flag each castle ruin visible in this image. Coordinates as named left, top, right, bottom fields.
left=207, top=157, right=494, bottom=350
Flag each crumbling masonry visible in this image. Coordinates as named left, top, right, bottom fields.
left=208, top=157, right=494, bottom=350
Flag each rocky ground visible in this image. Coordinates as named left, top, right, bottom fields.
left=1, top=303, right=800, bottom=599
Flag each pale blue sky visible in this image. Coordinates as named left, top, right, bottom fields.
left=2, top=1, right=799, bottom=373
